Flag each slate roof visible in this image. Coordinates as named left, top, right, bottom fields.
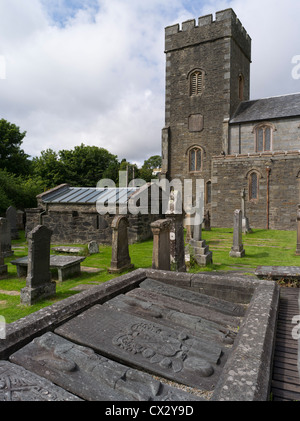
left=40, top=185, right=138, bottom=205
left=230, top=93, right=300, bottom=124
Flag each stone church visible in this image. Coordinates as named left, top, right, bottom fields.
left=161, top=8, right=300, bottom=230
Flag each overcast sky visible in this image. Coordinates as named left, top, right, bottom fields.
left=0, top=0, right=300, bottom=166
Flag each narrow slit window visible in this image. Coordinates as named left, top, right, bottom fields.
left=190, top=71, right=203, bottom=96
left=249, top=172, right=258, bottom=200
left=256, top=125, right=272, bottom=152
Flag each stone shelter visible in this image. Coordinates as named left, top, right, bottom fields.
left=161, top=8, right=300, bottom=230
left=25, top=184, right=162, bottom=245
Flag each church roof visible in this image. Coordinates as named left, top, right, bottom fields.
left=230, top=93, right=300, bottom=124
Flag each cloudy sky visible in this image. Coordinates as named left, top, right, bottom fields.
left=0, top=0, right=300, bottom=166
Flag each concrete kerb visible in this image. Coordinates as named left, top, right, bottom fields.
left=0, top=269, right=280, bottom=401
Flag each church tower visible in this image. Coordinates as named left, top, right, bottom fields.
left=161, top=9, right=251, bottom=209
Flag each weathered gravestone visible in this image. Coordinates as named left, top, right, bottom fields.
left=88, top=240, right=99, bottom=255
left=0, top=218, right=13, bottom=258
left=10, top=332, right=202, bottom=401
left=241, top=189, right=252, bottom=234
left=151, top=219, right=171, bottom=271
left=189, top=212, right=212, bottom=266
left=296, top=204, right=300, bottom=256
left=6, top=206, right=19, bottom=240
left=166, top=190, right=186, bottom=272
left=20, top=225, right=56, bottom=306
left=108, top=216, right=134, bottom=274
left=230, top=210, right=245, bottom=258
left=0, top=223, right=8, bottom=276
left=55, top=304, right=223, bottom=390
left=0, top=361, right=81, bottom=401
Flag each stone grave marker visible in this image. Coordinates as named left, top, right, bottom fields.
left=55, top=304, right=223, bottom=390
left=88, top=240, right=99, bottom=255
left=108, top=216, right=134, bottom=273
left=0, top=361, right=81, bottom=401
left=20, top=225, right=56, bottom=306
left=6, top=206, right=19, bottom=240
left=241, top=189, right=252, bottom=234
left=189, top=211, right=212, bottom=266
left=0, top=222, right=8, bottom=276
left=230, top=209, right=245, bottom=258
left=150, top=219, right=171, bottom=271
left=166, top=190, right=186, bottom=272
left=10, top=332, right=202, bottom=401
left=0, top=218, right=13, bottom=258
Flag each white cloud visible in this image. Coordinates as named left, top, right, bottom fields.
left=0, top=0, right=299, bottom=166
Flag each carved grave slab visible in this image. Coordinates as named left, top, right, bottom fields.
left=0, top=361, right=81, bottom=401
left=55, top=305, right=224, bottom=390
left=127, top=288, right=241, bottom=329
left=139, top=279, right=246, bottom=317
left=10, top=332, right=202, bottom=401
left=104, top=294, right=236, bottom=346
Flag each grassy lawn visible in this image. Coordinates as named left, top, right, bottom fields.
left=0, top=228, right=298, bottom=323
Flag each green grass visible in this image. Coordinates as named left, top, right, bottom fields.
left=0, top=228, right=299, bottom=323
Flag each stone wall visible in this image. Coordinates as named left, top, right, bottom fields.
left=25, top=204, right=156, bottom=245
left=211, top=152, right=300, bottom=230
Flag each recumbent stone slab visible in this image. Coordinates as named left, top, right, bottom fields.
left=127, top=288, right=241, bottom=330
left=103, top=293, right=236, bottom=345
left=10, top=332, right=202, bottom=401
left=55, top=305, right=224, bottom=390
left=139, top=278, right=246, bottom=317
left=0, top=361, right=81, bottom=401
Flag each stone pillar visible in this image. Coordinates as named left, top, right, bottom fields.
left=230, top=210, right=245, bottom=258
left=6, top=206, right=19, bottom=240
left=166, top=190, right=186, bottom=272
left=0, top=217, right=14, bottom=258
left=0, top=230, right=8, bottom=276
left=108, top=216, right=134, bottom=273
left=151, top=219, right=171, bottom=271
left=296, top=205, right=300, bottom=256
left=241, top=189, right=251, bottom=234
left=20, top=225, right=56, bottom=306
left=189, top=212, right=212, bottom=266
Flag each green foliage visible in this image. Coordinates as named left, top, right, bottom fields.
left=139, top=155, right=162, bottom=182
left=0, top=119, right=31, bottom=176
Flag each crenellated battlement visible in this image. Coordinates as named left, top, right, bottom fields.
left=165, top=8, right=251, bottom=60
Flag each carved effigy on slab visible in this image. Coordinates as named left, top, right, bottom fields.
left=0, top=361, right=81, bottom=401
left=10, top=332, right=202, bottom=401
left=55, top=305, right=224, bottom=390
left=103, top=294, right=236, bottom=345
left=139, top=279, right=246, bottom=317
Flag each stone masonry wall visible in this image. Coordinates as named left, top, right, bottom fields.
left=211, top=152, right=300, bottom=230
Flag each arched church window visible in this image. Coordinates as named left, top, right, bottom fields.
left=255, top=124, right=272, bottom=152
left=249, top=171, right=259, bottom=201
left=189, top=147, right=202, bottom=172
left=190, top=70, right=204, bottom=96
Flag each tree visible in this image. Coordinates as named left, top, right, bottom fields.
left=0, top=119, right=31, bottom=176
left=32, top=149, right=66, bottom=189
left=139, top=155, right=162, bottom=182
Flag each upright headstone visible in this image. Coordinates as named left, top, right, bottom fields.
left=189, top=211, right=212, bottom=266
left=0, top=233, right=8, bottom=277
left=296, top=204, right=300, bottom=256
left=151, top=219, right=171, bottom=271
left=241, top=189, right=252, bottom=234
left=166, top=190, right=186, bottom=272
left=108, top=216, right=134, bottom=273
left=203, top=210, right=211, bottom=231
left=230, top=209, right=245, bottom=258
left=88, top=241, right=99, bottom=255
left=0, top=217, right=13, bottom=258
left=20, top=225, right=56, bottom=306
left=6, top=206, right=19, bottom=240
